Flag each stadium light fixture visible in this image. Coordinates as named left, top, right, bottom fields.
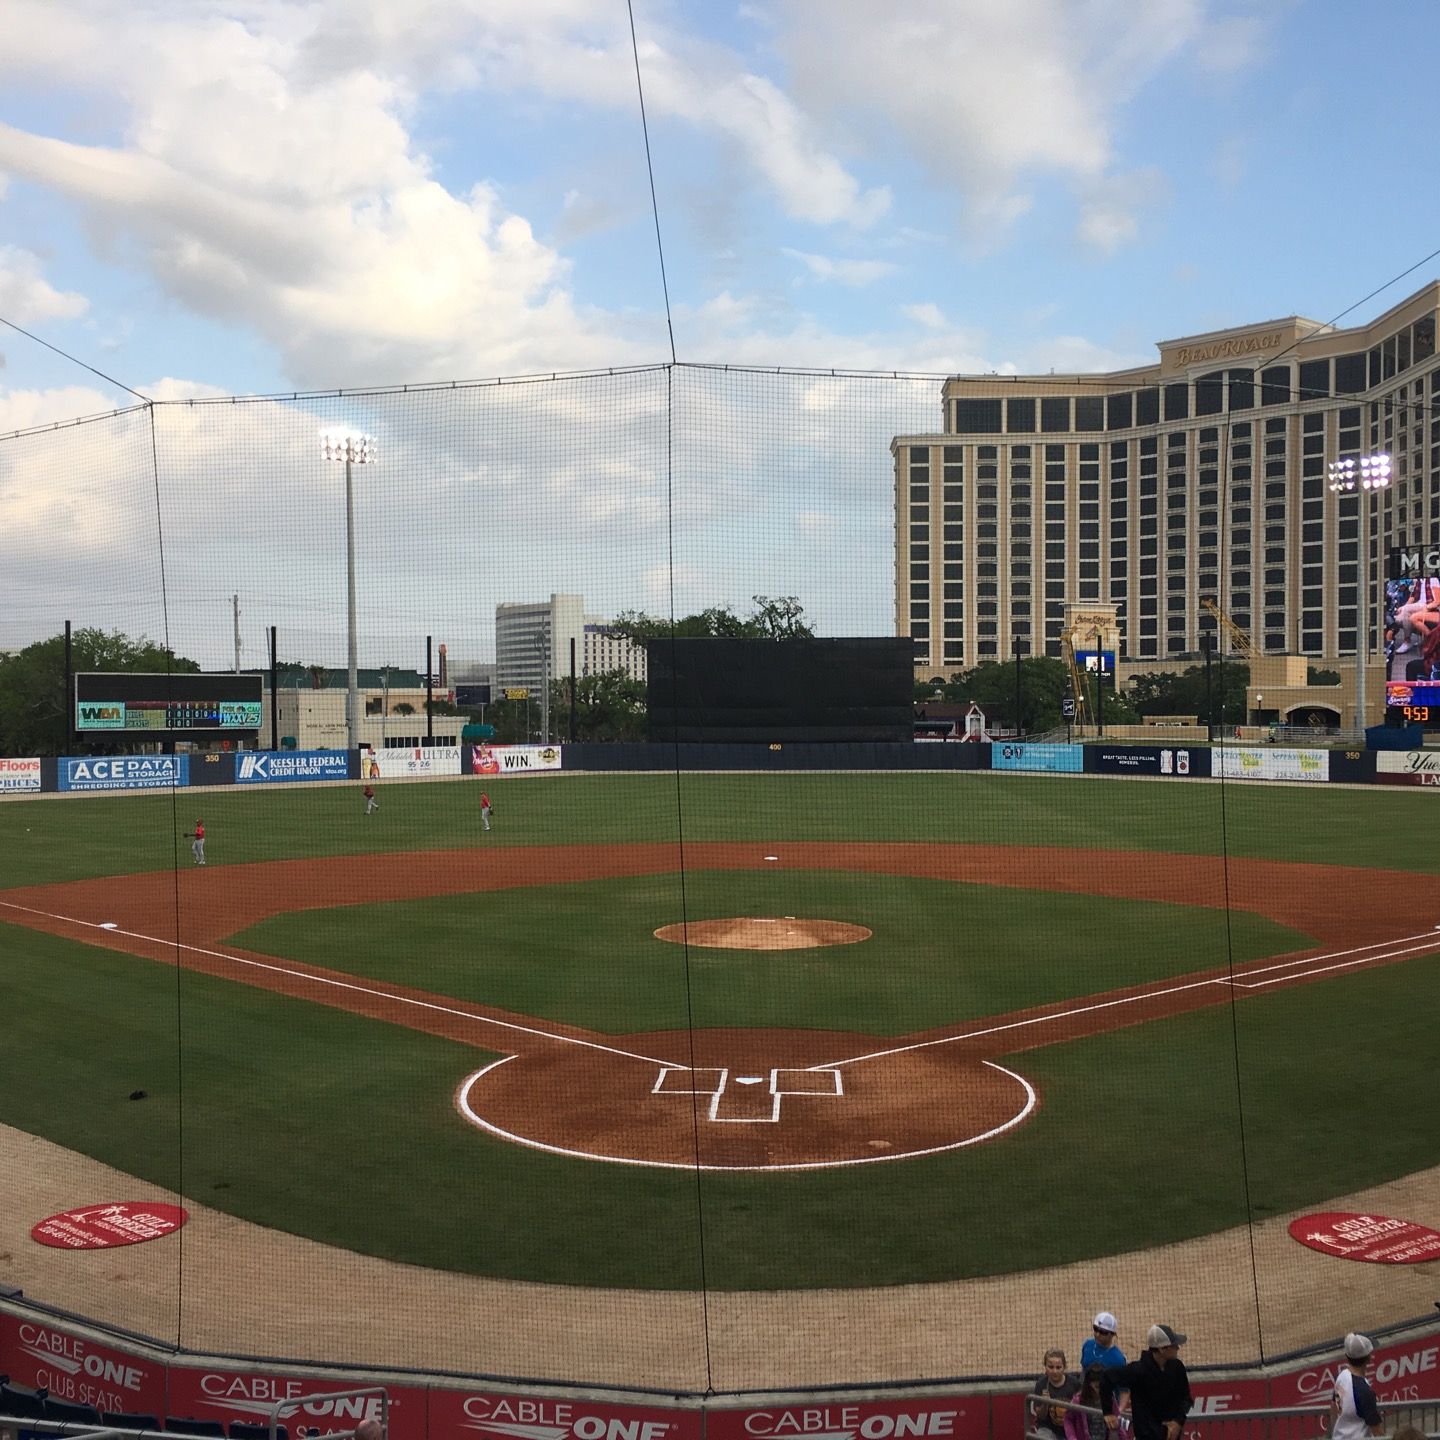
left=1328, top=452, right=1389, bottom=732
left=320, top=430, right=378, bottom=751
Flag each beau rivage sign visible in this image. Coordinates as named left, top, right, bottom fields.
left=1167, top=329, right=1287, bottom=369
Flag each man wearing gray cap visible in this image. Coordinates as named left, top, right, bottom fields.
left=1100, top=1325, right=1192, bottom=1440
left=1332, top=1334, right=1383, bottom=1440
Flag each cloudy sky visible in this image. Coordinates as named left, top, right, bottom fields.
left=3, top=0, right=1440, bottom=670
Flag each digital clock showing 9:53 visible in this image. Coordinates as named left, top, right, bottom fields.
left=75, top=672, right=263, bottom=735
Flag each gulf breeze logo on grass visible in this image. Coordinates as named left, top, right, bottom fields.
left=31, top=1201, right=188, bottom=1249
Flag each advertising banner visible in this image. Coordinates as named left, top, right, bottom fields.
left=468, top=744, right=564, bottom=775
left=0, top=1310, right=167, bottom=1417
left=989, top=743, right=1083, bottom=774
left=431, top=1388, right=698, bottom=1440
left=360, top=745, right=462, bottom=780
left=1212, top=748, right=1328, bottom=783
left=1088, top=746, right=1208, bottom=778
left=0, top=756, right=42, bottom=791
left=167, top=1366, right=428, bottom=1440
left=235, top=750, right=351, bottom=784
left=59, top=755, right=189, bottom=792
left=1180, top=1378, right=1271, bottom=1439
left=1374, top=751, right=1440, bottom=787
left=1269, top=1326, right=1440, bottom=1406
left=708, top=1393, right=987, bottom=1440
left=191, top=751, right=236, bottom=786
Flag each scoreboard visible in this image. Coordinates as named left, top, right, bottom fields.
left=75, top=672, right=263, bottom=737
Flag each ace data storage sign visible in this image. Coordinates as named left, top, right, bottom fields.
left=60, top=755, right=189, bottom=791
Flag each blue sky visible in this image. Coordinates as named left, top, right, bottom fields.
left=3, top=0, right=1440, bottom=668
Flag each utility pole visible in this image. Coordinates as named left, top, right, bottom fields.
left=232, top=594, right=242, bottom=672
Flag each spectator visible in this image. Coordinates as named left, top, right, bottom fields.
left=1331, top=1334, right=1383, bottom=1440
left=1082, top=1312, right=1127, bottom=1372
left=1101, top=1325, right=1192, bottom=1440
left=1065, top=1363, right=1110, bottom=1440
left=1032, top=1348, right=1079, bottom=1439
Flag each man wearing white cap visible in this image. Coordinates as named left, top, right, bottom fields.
left=1101, top=1325, right=1192, bottom=1440
left=1082, top=1312, right=1128, bottom=1372
left=1332, top=1334, right=1383, bottom=1440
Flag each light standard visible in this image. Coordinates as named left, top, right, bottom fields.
left=535, top=629, right=551, bottom=745
left=1092, top=626, right=1105, bottom=739
left=1328, top=452, right=1391, bottom=735
left=321, top=430, right=377, bottom=751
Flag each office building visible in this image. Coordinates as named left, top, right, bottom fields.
left=495, top=594, right=647, bottom=692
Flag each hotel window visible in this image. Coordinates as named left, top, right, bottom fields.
left=1164, top=383, right=1190, bottom=420
left=954, top=399, right=1002, bottom=433
left=1007, top=397, right=1036, bottom=432
left=1228, top=369, right=1254, bottom=409
left=1260, top=366, right=1290, bottom=404
left=1075, top=396, right=1104, bottom=431
left=1298, top=359, right=1330, bottom=401
left=1041, top=397, right=1071, bottom=432
left=1108, top=393, right=1133, bottom=429
left=1136, top=388, right=1160, bottom=426
left=1334, top=352, right=1367, bottom=393
left=1196, top=371, right=1224, bottom=415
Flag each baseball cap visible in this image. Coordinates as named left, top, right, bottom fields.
left=1093, top=1312, right=1119, bottom=1333
left=1344, top=1333, right=1374, bottom=1361
left=1147, top=1324, right=1187, bottom=1349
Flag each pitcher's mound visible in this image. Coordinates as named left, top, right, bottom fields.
left=654, top=917, right=871, bottom=950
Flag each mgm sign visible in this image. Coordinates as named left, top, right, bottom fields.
left=1392, top=546, right=1440, bottom=578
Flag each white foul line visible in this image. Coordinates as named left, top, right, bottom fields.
left=812, top=928, right=1440, bottom=1072
left=0, top=898, right=677, bottom=1069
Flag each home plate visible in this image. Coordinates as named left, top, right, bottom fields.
left=735, top=1076, right=763, bottom=1085
left=764, top=855, right=779, bottom=861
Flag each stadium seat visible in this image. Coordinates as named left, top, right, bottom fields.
left=104, top=1412, right=163, bottom=1432
left=229, top=1423, right=289, bottom=1440
left=0, top=1382, right=48, bottom=1420
left=169, top=1418, right=227, bottom=1437
left=45, top=1396, right=103, bottom=1425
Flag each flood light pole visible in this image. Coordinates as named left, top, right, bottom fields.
left=1328, top=452, right=1391, bottom=735
left=321, top=431, right=377, bottom=751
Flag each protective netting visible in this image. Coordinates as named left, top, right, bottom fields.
left=0, top=367, right=1437, bottom=1396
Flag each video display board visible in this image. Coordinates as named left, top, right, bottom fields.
left=75, top=672, right=263, bottom=736
left=1384, top=576, right=1440, bottom=713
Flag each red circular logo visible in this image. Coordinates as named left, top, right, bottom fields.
left=32, top=1202, right=189, bottom=1249
left=1289, top=1211, right=1440, bottom=1264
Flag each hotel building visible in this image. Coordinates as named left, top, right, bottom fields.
left=892, top=282, right=1440, bottom=681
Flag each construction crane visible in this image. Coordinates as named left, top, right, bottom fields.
left=1199, top=596, right=1259, bottom=660
left=1062, top=635, right=1093, bottom=727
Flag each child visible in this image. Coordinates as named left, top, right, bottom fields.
left=1065, top=1363, right=1109, bottom=1440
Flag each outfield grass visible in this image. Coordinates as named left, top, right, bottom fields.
left=233, top=870, right=1309, bottom=1034
left=2, top=916, right=1436, bottom=1289
left=5, top=770, right=1440, bottom=888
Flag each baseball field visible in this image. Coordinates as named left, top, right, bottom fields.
left=1, top=767, right=1439, bottom=1383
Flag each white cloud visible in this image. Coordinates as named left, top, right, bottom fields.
left=1075, top=167, right=1166, bottom=256
left=0, top=246, right=88, bottom=324
left=901, top=302, right=945, bottom=330
left=782, top=248, right=898, bottom=286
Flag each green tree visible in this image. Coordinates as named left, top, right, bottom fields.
left=943, top=656, right=1072, bottom=733
left=1128, top=660, right=1250, bottom=725
left=569, top=669, right=647, bottom=741
left=610, top=595, right=815, bottom=644
left=0, top=628, right=202, bottom=756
